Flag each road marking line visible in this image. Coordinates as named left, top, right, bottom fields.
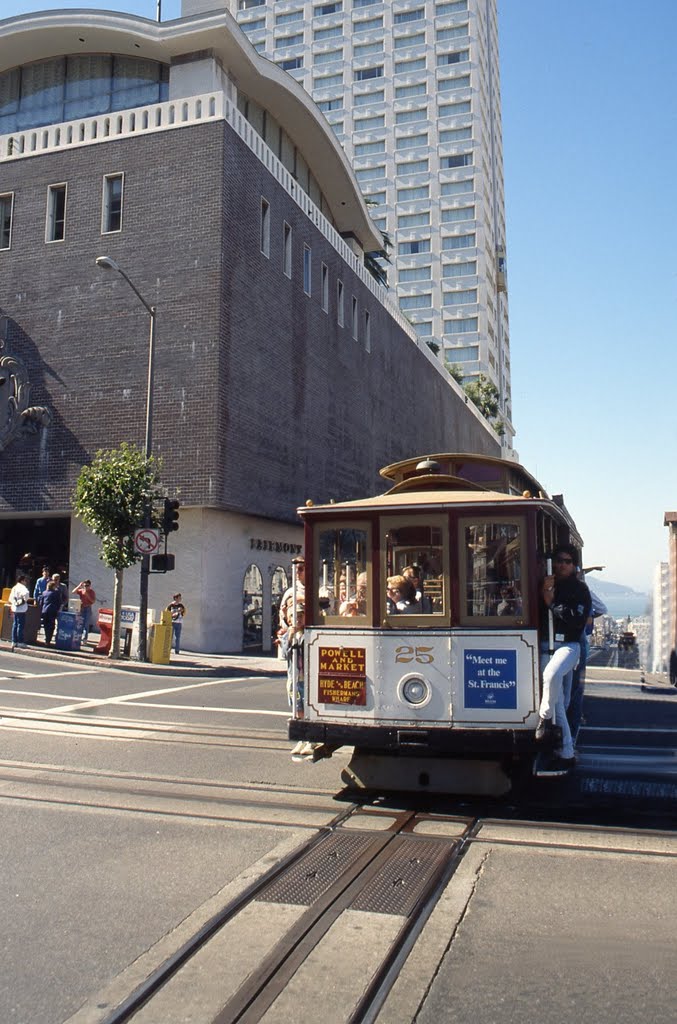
left=104, top=702, right=289, bottom=716
left=46, top=677, right=270, bottom=714
left=0, top=670, right=91, bottom=680
left=0, top=688, right=89, bottom=701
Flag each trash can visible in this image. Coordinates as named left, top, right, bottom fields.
left=149, top=611, right=172, bottom=665
left=55, top=610, right=84, bottom=651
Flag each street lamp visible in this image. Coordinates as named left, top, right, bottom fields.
left=96, top=255, right=157, bottom=662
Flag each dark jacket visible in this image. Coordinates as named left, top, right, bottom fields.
left=541, top=576, right=592, bottom=644
left=39, top=589, right=63, bottom=619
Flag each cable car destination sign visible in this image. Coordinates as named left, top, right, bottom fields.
left=318, top=646, right=367, bottom=705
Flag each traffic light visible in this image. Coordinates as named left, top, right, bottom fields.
left=163, top=497, right=180, bottom=534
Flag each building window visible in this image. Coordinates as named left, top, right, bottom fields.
left=364, top=309, right=371, bottom=351
left=46, top=184, right=66, bottom=242
left=337, top=279, right=344, bottom=326
left=239, top=0, right=265, bottom=8
left=352, top=296, right=358, bottom=339
left=394, top=33, right=425, bottom=48
left=355, top=165, right=386, bottom=182
left=395, top=8, right=424, bottom=22
left=396, top=158, right=429, bottom=174
left=315, top=73, right=344, bottom=88
left=398, top=238, right=431, bottom=255
left=317, top=97, right=344, bottom=111
left=101, top=173, right=123, bottom=234
left=441, top=205, right=475, bottom=222
left=283, top=221, right=292, bottom=277
left=394, top=58, right=427, bottom=75
left=354, top=90, right=384, bottom=106
left=436, top=0, right=468, bottom=14
left=321, top=262, right=329, bottom=312
left=314, top=49, right=343, bottom=64
left=395, top=133, right=428, bottom=150
left=314, top=25, right=343, bottom=40
left=441, top=233, right=475, bottom=250
left=443, top=260, right=476, bottom=277
left=354, top=40, right=384, bottom=58
left=399, top=265, right=431, bottom=282
left=437, top=50, right=469, bottom=66
left=440, top=126, right=472, bottom=143
left=438, top=100, right=472, bottom=117
left=353, top=16, right=384, bottom=33
left=438, top=75, right=471, bottom=92
left=397, top=184, right=429, bottom=201
left=260, top=197, right=270, bottom=257
left=278, top=57, right=304, bottom=70
left=441, top=153, right=473, bottom=168
left=441, top=178, right=473, bottom=195
left=398, top=212, right=430, bottom=228
left=276, top=32, right=304, bottom=47
left=354, top=113, right=385, bottom=130
left=303, top=244, right=312, bottom=295
left=315, top=1, right=342, bottom=13
left=444, top=317, right=478, bottom=334
left=353, top=0, right=379, bottom=6
left=395, top=108, right=427, bottom=124
left=0, top=193, right=14, bottom=250
left=395, top=83, right=426, bottom=99
left=445, top=346, right=478, bottom=363
left=355, top=66, right=383, bottom=81
left=276, top=9, right=303, bottom=24
left=354, top=140, right=386, bottom=156
left=400, top=293, right=432, bottom=310
left=443, top=288, right=477, bottom=305
left=437, top=25, right=469, bottom=42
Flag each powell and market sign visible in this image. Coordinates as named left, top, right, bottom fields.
left=249, top=538, right=302, bottom=555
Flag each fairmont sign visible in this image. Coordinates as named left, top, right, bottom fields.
left=249, top=538, right=302, bottom=554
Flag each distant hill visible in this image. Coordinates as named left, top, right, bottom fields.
left=582, top=577, right=647, bottom=599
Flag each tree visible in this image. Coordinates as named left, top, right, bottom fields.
left=72, top=443, right=163, bottom=658
left=445, top=362, right=464, bottom=384
left=364, top=229, right=392, bottom=289
left=426, top=340, right=441, bottom=356
left=464, top=373, right=500, bottom=423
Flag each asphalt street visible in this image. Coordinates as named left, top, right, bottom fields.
left=0, top=649, right=675, bottom=1024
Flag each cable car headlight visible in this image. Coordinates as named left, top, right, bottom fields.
left=399, top=674, right=430, bottom=706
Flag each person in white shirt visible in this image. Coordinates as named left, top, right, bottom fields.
left=9, top=575, right=30, bottom=650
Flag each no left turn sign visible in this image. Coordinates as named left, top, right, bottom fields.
left=133, top=528, right=160, bottom=555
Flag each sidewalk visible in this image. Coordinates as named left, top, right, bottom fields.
left=0, top=637, right=286, bottom=678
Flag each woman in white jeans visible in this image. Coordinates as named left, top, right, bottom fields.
left=536, top=545, right=591, bottom=774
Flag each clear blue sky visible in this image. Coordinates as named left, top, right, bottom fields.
left=3, top=0, right=676, bottom=591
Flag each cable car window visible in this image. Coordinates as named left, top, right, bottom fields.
left=315, top=523, right=371, bottom=623
left=382, top=516, right=448, bottom=619
left=460, top=517, right=526, bottom=623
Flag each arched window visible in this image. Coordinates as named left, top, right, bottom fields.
left=271, top=566, right=288, bottom=641
left=242, top=564, right=263, bottom=649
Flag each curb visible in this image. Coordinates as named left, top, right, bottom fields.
left=1, top=641, right=286, bottom=679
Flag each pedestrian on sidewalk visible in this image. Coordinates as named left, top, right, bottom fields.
left=9, top=575, right=30, bottom=650
left=33, top=566, right=51, bottom=603
left=166, top=593, right=186, bottom=654
left=72, top=579, right=96, bottom=642
left=38, top=580, right=62, bottom=645
left=51, top=574, right=68, bottom=610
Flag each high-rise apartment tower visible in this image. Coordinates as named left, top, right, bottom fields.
left=183, top=0, right=513, bottom=439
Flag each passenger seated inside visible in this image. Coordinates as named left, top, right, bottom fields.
left=387, top=574, right=421, bottom=614
left=403, top=564, right=433, bottom=613
left=496, top=584, right=522, bottom=616
left=340, top=571, right=367, bottom=616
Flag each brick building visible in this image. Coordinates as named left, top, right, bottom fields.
left=0, top=5, right=500, bottom=652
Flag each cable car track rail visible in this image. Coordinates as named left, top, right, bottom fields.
left=88, top=807, right=677, bottom=1024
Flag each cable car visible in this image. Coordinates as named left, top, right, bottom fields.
left=288, top=453, right=583, bottom=795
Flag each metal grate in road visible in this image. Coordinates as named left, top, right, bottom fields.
left=350, top=835, right=455, bottom=916
left=256, top=831, right=375, bottom=907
